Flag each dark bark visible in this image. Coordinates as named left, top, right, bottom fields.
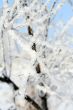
left=28, top=26, right=33, bottom=36
left=41, top=95, right=48, bottom=110
left=32, top=43, right=36, bottom=51
left=0, top=75, right=19, bottom=90
left=25, top=95, right=43, bottom=110
left=36, top=64, right=41, bottom=74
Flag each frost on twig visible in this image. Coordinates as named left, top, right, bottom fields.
left=0, top=0, right=73, bottom=110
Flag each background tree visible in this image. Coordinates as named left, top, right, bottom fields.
left=0, top=0, right=73, bottom=110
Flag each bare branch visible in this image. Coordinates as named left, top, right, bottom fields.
left=25, top=95, right=43, bottom=110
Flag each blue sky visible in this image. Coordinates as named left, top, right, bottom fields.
left=0, top=0, right=73, bottom=22
left=0, top=0, right=14, bottom=7
left=54, top=2, right=73, bottom=23
left=0, top=0, right=73, bottom=34
left=0, top=0, right=2, bottom=7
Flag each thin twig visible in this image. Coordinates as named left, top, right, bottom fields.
left=1, top=29, right=7, bottom=76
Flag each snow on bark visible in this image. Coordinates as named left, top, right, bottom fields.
left=0, top=0, right=73, bottom=110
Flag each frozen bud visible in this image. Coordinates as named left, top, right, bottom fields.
left=36, top=84, right=47, bottom=97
